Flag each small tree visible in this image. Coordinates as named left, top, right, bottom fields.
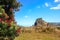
left=0, top=0, right=22, bottom=40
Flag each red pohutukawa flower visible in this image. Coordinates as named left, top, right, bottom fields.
left=9, top=19, right=12, bottom=23
left=5, top=19, right=12, bottom=23
left=5, top=20, right=9, bottom=23
left=5, top=16, right=9, bottom=19
left=0, top=18, right=2, bottom=21
left=16, top=28, right=21, bottom=33
left=16, top=30, right=20, bottom=33
left=10, top=7, right=13, bottom=11
left=10, top=15, right=14, bottom=21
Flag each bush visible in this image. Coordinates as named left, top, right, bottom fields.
left=57, top=27, right=60, bottom=30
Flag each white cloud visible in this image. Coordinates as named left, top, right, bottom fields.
left=45, top=2, right=49, bottom=7
left=54, top=0, right=60, bottom=2
left=24, top=16, right=28, bottom=18
left=36, top=6, right=40, bottom=8
left=50, top=4, right=60, bottom=10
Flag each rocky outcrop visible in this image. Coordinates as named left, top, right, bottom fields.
left=34, top=18, right=48, bottom=27
left=34, top=18, right=57, bottom=33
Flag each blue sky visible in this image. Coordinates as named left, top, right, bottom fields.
left=15, top=0, right=60, bottom=26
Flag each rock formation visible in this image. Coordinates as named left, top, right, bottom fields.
left=34, top=18, right=48, bottom=27
left=34, top=18, right=57, bottom=33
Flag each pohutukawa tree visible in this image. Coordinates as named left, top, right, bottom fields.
left=0, top=0, right=22, bottom=40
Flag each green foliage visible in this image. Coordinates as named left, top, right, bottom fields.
left=0, top=0, right=21, bottom=40
left=0, top=0, right=22, bottom=9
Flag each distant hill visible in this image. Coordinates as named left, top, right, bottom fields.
left=49, top=22, right=60, bottom=26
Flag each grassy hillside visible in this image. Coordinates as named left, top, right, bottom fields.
left=14, top=28, right=60, bottom=40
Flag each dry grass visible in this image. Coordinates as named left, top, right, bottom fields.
left=14, top=31, right=60, bottom=40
